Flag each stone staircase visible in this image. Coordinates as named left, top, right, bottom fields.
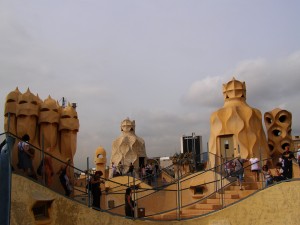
left=151, top=166, right=262, bottom=220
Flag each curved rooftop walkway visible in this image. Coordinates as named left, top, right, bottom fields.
left=11, top=173, right=300, bottom=225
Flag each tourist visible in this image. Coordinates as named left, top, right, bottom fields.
left=281, top=145, right=295, bottom=179
left=249, top=155, right=260, bottom=181
left=17, top=134, right=36, bottom=179
left=148, top=163, right=153, bottom=175
left=273, top=162, right=286, bottom=182
left=128, top=163, right=134, bottom=177
left=233, top=154, right=248, bottom=190
left=141, top=164, right=146, bottom=180
left=111, top=162, right=117, bottom=177
left=125, top=187, right=134, bottom=218
left=297, top=144, right=300, bottom=175
left=57, top=158, right=72, bottom=196
left=118, top=161, right=124, bottom=176
left=262, top=165, right=273, bottom=187
left=90, top=170, right=104, bottom=209
left=154, top=164, right=159, bottom=177
left=224, top=160, right=234, bottom=177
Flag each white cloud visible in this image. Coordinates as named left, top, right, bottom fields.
left=233, top=51, right=300, bottom=110
left=182, top=76, right=224, bottom=108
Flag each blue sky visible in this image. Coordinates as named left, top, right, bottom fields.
left=1, top=0, right=300, bottom=169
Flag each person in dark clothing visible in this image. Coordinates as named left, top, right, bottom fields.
left=125, top=187, right=134, bottom=218
left=273, top=162, right=286, bottom=182
left=128, top=163, right=134, bottom=176
left=57, top=158, right=72, bottom=196
left=90, top=170, right=104, bottom=209
left=17, top=134, right=36, bottom=179
left=281, top=145, right=295, bottom=179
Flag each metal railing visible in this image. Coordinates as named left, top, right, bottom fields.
left=1, top=131, right=299, bottom=222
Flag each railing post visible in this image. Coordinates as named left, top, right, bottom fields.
left=259, top=146, right=263, bottom=188
left=133, top=173, right=136, bottom=219
left=87, top=157, right=91, bottom=207
left=0, top=134, right=15, bottom=225
left=214, top=154, right=217, bottom=192
left=41, top=134, right=45, bottom=185
left=128, top=173, right=130, bottom=187
left=176, top=164, right=181, bottom=221
left=220, top=163, right=224, bottom=208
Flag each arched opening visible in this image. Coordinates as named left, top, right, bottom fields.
left=268, top=144, right=274, bottom=152
left=272, top=129, right=281, bottom=136
left=279, top=115, right=287, bottom=123
left=265, top=116, right=273, bottom=124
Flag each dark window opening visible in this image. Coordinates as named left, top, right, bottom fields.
left=272, top=129, right=281, bottom=136
left=194, top=186, right=204, bottom=195
left=279, top=115, right=287, bottom=123
left=265, top=117, right=272, bottom=124
left=268, top=144, right=274, bottom=151
left=32, top=201, right=52, bottom=221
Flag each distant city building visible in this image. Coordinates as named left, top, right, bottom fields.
left=159, top=157, right=172, bottom=168
left=181, top=134, right=203, bottom=165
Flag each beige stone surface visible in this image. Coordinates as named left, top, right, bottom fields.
left=104, top=176, right=154, bottom=214
left=11, top=173, right=300, bottom=225
left=110, top=118, right=147, bottom=176
left=94, top=146, right=107, bottom=175
left=264, top=108, right=292, bottom=161
left=4, top=87, right=79, bottom=194
left=209, top=78, right=270, bottom=167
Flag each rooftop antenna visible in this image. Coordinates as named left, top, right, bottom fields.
left=59, top=97, right=67, bottom=108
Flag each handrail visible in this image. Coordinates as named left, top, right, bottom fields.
left=3, top=130, right=299, bottom=221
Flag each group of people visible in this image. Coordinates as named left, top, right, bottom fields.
left=139, top=163, right=160, bottom=185
left=17, top=134, right=73, bottom=197
left=262, top=145, right=298, bottom=186
left=261, top=163, right=286, bottom=187
left=111, top=162, right=135, bottom=178
left=224, top=155, right=249, bottom=190
left=225, top=144, right=299, bottom=189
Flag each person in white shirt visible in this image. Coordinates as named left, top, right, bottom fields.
left=249, top=154, right=260, bottom=182
left=111, top=162, right=117, bottom=178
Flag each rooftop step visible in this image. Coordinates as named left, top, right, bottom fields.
left=151, top=173, right=261, bottom=220
left=216, top=193, right=239, bottom=199
left=194, top=203, right=222, bottom=210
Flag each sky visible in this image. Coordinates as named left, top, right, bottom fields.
left=1, top=0, right=300, bottom=169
